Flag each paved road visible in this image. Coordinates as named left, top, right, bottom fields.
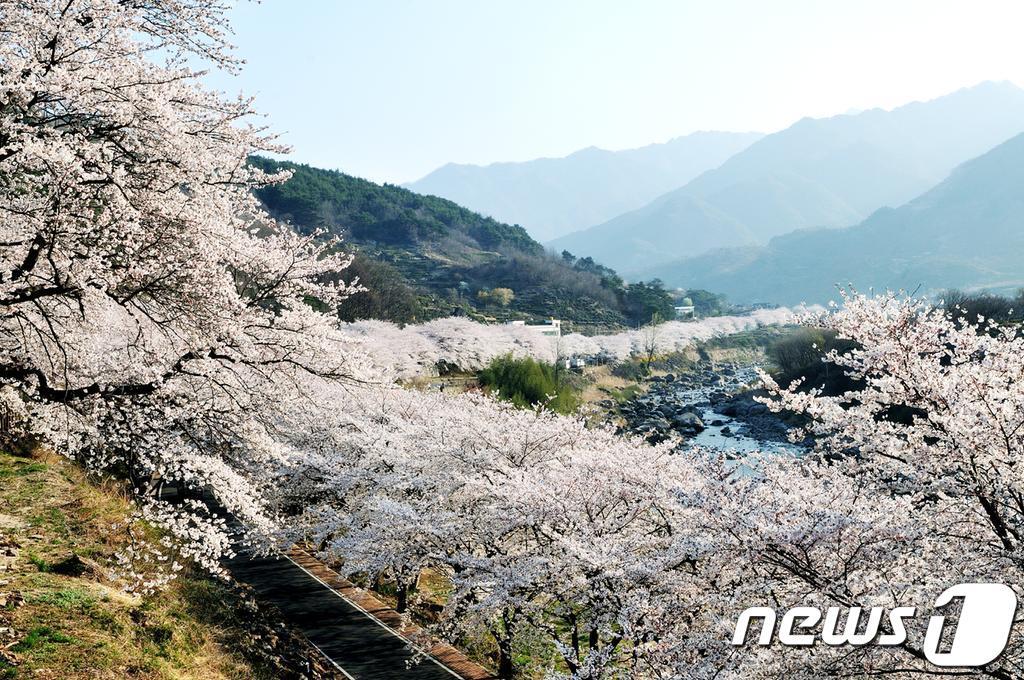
left=226, top=549, right=461, bottom=679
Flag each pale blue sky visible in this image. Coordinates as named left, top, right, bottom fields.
left=205, top=1, right=1024, bottom=184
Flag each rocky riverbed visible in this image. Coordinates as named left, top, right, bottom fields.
left=608, top=363, right=808, bottom=455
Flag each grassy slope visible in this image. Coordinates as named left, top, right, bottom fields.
left=0, top=449, right=275, bottom=680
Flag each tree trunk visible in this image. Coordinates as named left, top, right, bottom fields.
left=396, top=582, right=408, bottom=613
left=497, top=638, right=514, bottom=680
left=494, top=610, right=518, bottom=679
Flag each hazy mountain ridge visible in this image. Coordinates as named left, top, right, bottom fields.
left=641, top=131, right=1024, bottom=304
left=550, top=81, right=1024, bottom=273
left=405, top=131, right=763, bottom=242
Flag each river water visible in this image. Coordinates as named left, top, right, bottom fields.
left=665, top=365, right=805, bottom=457
left=688, top=408, right=803, bottom=455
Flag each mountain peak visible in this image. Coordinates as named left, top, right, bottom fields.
left=405, top=131, right=763, bottom=242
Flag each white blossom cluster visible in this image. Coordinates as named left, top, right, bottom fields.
left=276, top=294, right=1024, bottom=678
left=272, top=384, right=739, bottom=678
left=559, top=306, right=817, bottom=362
left=342, top=306, right=813, bottom=380
left=338, top=317, right=559, bottom=380
left=710, top=292, right=1024, bottom=678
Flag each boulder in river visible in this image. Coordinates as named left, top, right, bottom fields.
left=642, top=417, right=671, bottom=431
left=673, top=412, right=705, bottom=433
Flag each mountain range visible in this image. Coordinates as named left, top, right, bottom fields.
left=549, top=81, right=1024, bottom=273
left=260, top=81, right=1024, bottom=317
left=642, top=131, right=1024, bottom=305
left=405, top=131, right=763, bottom=242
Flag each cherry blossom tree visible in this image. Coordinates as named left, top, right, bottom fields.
left=300, top=294, right=1024, bottom=678
left=734, top=292, right=1024, bottom=678
left=0, top=0, right=365, bottom=577
left=273, top=381, right=735, bottom=679
left=338, top=306, right=816, bottom=380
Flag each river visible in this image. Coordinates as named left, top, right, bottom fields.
left=616, top=363, right=806, bottom=458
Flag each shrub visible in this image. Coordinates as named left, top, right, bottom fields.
left=478, top=354, right=579, bottom=414
left=768, top=328, right=828, bottom=377
left=334, top=253, right=424, bottom=324
left=942, top=289, right=1024, bottom=331
left=477, top=287, right=515, bottom=307
left=768, top=327, right=860, bottom=396
left=611, top=360, right=647, bottom=382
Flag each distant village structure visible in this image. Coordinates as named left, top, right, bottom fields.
left=506, top=319, right=591, bottom=370
left=508, top=319, right=562, bottom=338
left=674, top=297, right=696, bottom=319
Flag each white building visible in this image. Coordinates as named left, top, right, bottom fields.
left=674, top=296, right=696, bottom=319
left=509, top=319, right=561, bottom=338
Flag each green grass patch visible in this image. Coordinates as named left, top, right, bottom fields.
left=0, top=461, right=46, bottom=478
left=604, top=384, right=643, bottom=404
left=11, top=625, right=73, bottom=652
left=32, top=506, right=69, bottom=536
left=26, top=588, right=96, bottom=611
left=26, top=552, right=50, bottom=573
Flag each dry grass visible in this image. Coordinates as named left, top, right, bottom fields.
left=0, top=448, right=274, bottom=679
left=578, top=364, right=639, bottom=405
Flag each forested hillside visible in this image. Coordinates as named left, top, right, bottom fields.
left=253, top=158, right=677, bottom=327
left=252, top=157, right=540, bottom=255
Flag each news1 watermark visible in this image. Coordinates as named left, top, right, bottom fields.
left=732, top=583, right=1018, bottom=667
